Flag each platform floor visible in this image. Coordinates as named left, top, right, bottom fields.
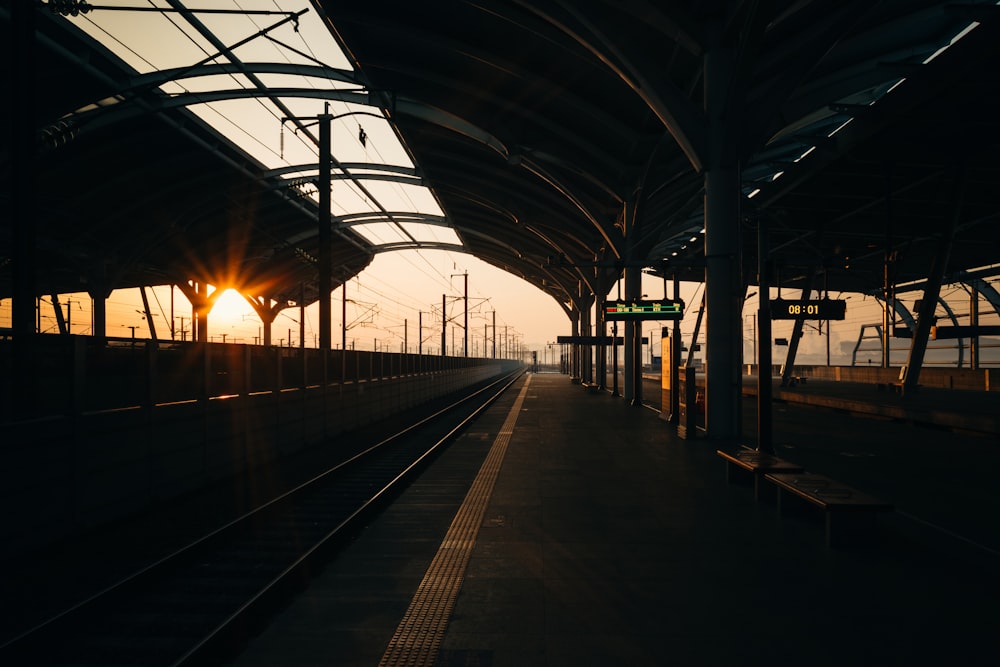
left=229, top=372, right=1000, bottom=666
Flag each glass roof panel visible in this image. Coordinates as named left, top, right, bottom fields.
left=399, top=223, right=462, bottom=245
left=350, top=223, right=411, bottom=246
left=75, top=2, right=218, bottom=73
left=65, top=0, right=459, bottom=252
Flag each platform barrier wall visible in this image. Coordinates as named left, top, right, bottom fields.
left=776, top=365, right=999, bottom=390
left=1, top=336, right=519, bottom=559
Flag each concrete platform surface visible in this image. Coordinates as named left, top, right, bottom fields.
left=231, top=372, right=1000, bottom=666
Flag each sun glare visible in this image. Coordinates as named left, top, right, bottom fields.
left=210, top=288, right=255, bottom=327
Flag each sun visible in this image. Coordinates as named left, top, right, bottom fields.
left=206, top=288, right=260, bottom=343
left=210, top=288, right=251, bottom=322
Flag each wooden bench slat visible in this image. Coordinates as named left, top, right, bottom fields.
left=716, top=449, right=804, bottom=473
left=764, top=472, right=893, bottom=547
left=764, top=473, right=893, bottom=511
left=717, top=449, right=805, bottom=502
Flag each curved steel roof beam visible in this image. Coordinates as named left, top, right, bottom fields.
left=961, top=278, right=1000, bottom=319
left=459, top=228, right=531, bottom=260
left=519, top=226, right=602, bottom=298
left=896, top=268, right=1000, bottom=319
left=467, top=250, right=575, bottom=309
left=433, top=189, right=519, bottom=226
left=512, top=0, right=706, bottom=171
left=284, top=210, right=456, bottom=247
left=100, top=86, right=371, bottom=115
left=610, top=0, right=702, bottom=56
left=430, top=167, right=585, bottom=229
left=367, top=241, right=466, bottom=254
left=417, top=160, right=614, bottom=259
left=434, top=184, right=602, bottom=268
left=741, top=1, right=884, bottom=159
left=521, top=149, right=625, bottom=203
left=520, top=156, right=623, bottom=260
left=391, top=98, right=511, bottom=159
left=338, top=212, right=449, bottom=225
left=422, top=193, right=587, bottom=276
left=127, top=61, right=362, bottom=91
left=263, top=162, right=420, bottom=179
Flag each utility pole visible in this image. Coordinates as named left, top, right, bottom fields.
left=463, top=272, right=468, bottom=356
left=451, top=272, right=468, bottom=356
left=318, top=105, right=332, bottom=350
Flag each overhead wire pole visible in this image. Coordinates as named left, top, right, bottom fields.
left=318, top=106, right=332, bottom=350
left=451, top=272, right=468, bottom=357
left=463, top=273, right=468, bottom=357
left=280, top=99, right=359, bottom=352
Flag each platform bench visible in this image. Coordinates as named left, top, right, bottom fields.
left=716, top=448, right=804, bottom=501
left=764, top=472, right=894, bottom=547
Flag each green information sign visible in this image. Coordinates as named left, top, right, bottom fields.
left=604, top=299, right=684, bottom=321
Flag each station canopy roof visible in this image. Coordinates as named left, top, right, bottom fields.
left=3, top=0, right=1000, bottom=311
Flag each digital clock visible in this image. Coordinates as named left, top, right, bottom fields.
left=769, top=299, right=846, bottom=320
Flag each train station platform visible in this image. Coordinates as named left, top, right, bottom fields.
left=231, top=371, right=1000, bottom=666
left=742, top=374, right=1000, bottom=436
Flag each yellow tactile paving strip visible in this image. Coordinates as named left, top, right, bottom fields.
left=378, top=375, right=531, bottom=667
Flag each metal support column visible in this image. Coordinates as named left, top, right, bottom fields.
left=580, top=294, right=594, bottom=384
left=704, top=166, right=742, bottom=439
left=970, top=283, right=979, bottom=371
left=780, top=280, right=813, bottom=386
left=91, top=287, right=108, bottom=342
left=10, top=1, right=37, bottom=415
left=624, top=264, right=641, bottom=404
left=902, top=177, right=962, bottom=394
left=11, top=0, right=35, bottom=339
left=703, top=29, right=742, bottom=441
left=140, top=286, right=158, bottom=342
left=670, top=274, right=682, bottom=422
left=611, top=320, right=620, bottom=396
left=570, top=309, right=581, bottom=382
left=597, top=298, right=607, bottom=391
left=757, top=218, right=774, bottom=453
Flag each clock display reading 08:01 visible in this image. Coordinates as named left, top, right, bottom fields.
left=769, top=298, right=847, bottom=320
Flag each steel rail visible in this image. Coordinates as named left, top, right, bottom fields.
left=0, top=368, right=525, bottom=666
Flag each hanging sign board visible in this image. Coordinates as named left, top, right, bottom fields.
left=556, top=336, right=648, bottom=345
left=769, top=299, right=846, bottom=320
left=556, top=335, right=615, bottom=345
left=604, top=299, right=684, bottom=321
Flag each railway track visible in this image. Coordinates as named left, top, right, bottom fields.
left=1, top=369, right=524, bottom=666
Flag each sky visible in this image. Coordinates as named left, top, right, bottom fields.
left=5, top=1, right=998, bottom=367
left=5, top=267, right=998, bottom=369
